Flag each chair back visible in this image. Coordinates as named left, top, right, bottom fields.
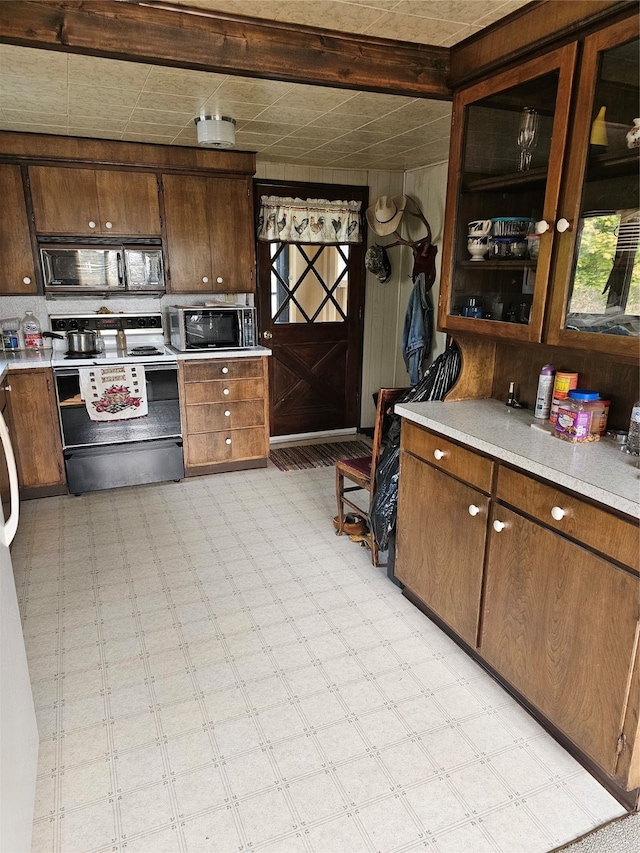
left=370, top=387, right=409, bottom=478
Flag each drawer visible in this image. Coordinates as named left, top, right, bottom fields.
left=496, top=466, right=639, bottom=571
left=185, top=400, right=265, bottom=433
left=182, top=358, right=263, bottom=383
left=186, top=427, right=267, bottom=466
left=184, top=378, right=264, bottom=405
left=401, top=420, right=494, bottom=493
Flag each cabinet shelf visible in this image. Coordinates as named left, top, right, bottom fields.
left=458, top=260, right=537, bottom=270
left=586, top=149, right=640, bottom=181
left=462, top=166, right=548, bottom=194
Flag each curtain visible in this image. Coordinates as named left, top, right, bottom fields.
left=257, top=195, right=362, bottom=244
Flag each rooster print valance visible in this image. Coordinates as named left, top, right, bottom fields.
left=257, top=195, right=362, bottom=244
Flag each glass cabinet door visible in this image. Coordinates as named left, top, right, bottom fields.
left=439, top=45, right=577, bottom=342
left=547, top=17, right=639, bottom=359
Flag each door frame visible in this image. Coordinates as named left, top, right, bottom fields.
left=254, top=179, right=369, bottom=436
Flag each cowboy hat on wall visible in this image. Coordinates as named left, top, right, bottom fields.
left=366, top=195, right=407, bottom=236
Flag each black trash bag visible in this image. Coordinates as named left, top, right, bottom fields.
left=370, top=340, right=461, bottom=552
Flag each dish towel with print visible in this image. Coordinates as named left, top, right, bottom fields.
left=79, top=364, right=148, bottom=422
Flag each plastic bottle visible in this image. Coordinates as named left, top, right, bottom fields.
left=1, top=319, right=21, bottom=351
left=21, top=311, right=44, bottom=349
left=627, top=400, right=640, bottom=456
left=549, top=371, right=579, bottom=424
left=555, top=390, right=600, bottom=443
left=534, top=364, right=555, bottom=419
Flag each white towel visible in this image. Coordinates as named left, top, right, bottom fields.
left=78, top=365, right=148, bottom=422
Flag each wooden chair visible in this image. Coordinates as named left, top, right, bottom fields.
left=335, top=387, right=409, bottom=566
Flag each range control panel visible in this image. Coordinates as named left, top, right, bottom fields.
left=50, top=313, right=163, bottom=333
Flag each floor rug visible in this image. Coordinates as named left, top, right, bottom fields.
left=269, top=440, right=372, bottom=471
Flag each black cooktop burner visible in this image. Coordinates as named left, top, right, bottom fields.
left=65, top=350, right=99, bottom=358
left=129, top=346, right=163, bottom=356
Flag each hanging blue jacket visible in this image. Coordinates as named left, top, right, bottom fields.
left=402, top=272, right=433, bottom=385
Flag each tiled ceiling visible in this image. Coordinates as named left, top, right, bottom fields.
left=0, top=0, right=530, bottom=172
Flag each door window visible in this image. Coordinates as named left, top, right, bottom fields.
left=270, top=243, right=349, bottom=324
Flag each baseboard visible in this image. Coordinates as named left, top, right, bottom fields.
left=270, top=427, right=358, bottom=445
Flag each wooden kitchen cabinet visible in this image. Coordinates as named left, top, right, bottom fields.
left=481, top=498, right=639, bottom=787
left=29, top=165, right=161, bottom=236
left=4, top=369, right=66, bottom=495
left=180, top=357, right=269, bottom=475
left=439, top=9, right=639, bottom=362
left=395, top=416, right=640, bottom=795
left=396, top=421, right=494, bottom=646
left=0, top=165, right=38, bottom=294
left=163, top=173, right=254, bottom=293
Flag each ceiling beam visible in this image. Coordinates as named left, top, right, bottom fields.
left=0, top=0, right=451, bottom=99
left=450, top=0, right=637, bottom=88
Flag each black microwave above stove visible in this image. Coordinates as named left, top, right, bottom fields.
left=40, top=241, right=164, bottom=296
left=168, top=305, right=257, bottom=351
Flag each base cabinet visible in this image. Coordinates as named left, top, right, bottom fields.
left=180, top=357, right=269, bottom=475
left=5, top=369, right=66, bottom=495
left=396, top=451, right=490, bottom=647
left=481, top=503, right=639, bottom=782
left=396, top=418, right=640, bottom=796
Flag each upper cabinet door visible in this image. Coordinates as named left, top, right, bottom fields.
left=94, top=170, right=161, bottom=236
left=30, top=166, right=100, bottom=235
left=163, top=173, right=214, bottom=293
left=0, top=165, right=38, bottom=295
left=29, top=166, right=160, bottom=236
left=438, top=44, right=578, bottom=343
left=208, top=177, right=254, bottom=293
left=546, top=17, right=639, bottom=360
left=163, top=174, right=255, bottom=294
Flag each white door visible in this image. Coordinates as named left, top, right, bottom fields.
left=0, top=410, right=38, bottom=853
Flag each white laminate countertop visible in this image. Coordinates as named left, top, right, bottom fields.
left=396, top=398, right=640, bottom=520
left=0, top=349, right=54, bottom=370
left=169, top=346, right=272, bottom=360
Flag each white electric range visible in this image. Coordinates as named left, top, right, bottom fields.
left=49, top=312, right=184, bottom=495
left=48, top=312, right=177, bottom=367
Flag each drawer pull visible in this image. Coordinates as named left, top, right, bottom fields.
left=222, top=367, right=229, bottom=374
left=216, top=276, right=224, bottom=284
left=493, top=520, right=506, bottom=532
left=468, top=504, right=480, bottom=517
left=88, top=220, right=96, bottom=229
left=22, top=277, right=31, bottom=285
left=551, top=506, right=566, bottom=521
left=224, top=410, right=231, bottom=417
left=433, top=449, right=446, bottom=460
left=105, top=221, right=113, bottom=229
left=223, top=388, right=230, bottom=395
left=202, top=276, right=209, bottom=283
left=225, top=437, right=232, bottom=445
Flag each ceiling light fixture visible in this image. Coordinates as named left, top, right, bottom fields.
left=194, top=115, right=236, bottom=148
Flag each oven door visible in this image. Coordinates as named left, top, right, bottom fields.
left=54, top=363, right=183, bottom=493
left=41, top=246, right=125, bottom=294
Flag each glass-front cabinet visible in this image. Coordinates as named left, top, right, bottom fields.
left=547, top=17, right=639, bottom=359
left=438, top=45, right=578, bottom=343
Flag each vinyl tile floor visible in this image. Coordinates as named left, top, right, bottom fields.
left=14, top=464, right=626, bottom=853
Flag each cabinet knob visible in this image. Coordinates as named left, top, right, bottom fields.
left=224, top=410, right=231, bottom=417
left=493, top=520, right=506, bottom=532
left=216, top=276, right=224, bottom=284
left=556, top=218, right=572, bottom=233
left=468, top=504, right=480, bottom=517
left=2, top=385, right=11, bottom=393
left=88, top=220, right=96, bottom=229
left=105, top=221, right=113, bottom=229
left=263, top=331, right=273, bottom=340
left=22, top=277, right=31, bottom=285
left=551, top=506, right=566, bottom=521
left=225, top=437, right=232, bottom=445
left=202, top=276, right=209, bottom=283
left=433, top=449, right=446, bottom=460
left=222, top=367, right=229, bottom=374
left=535, top=220, right=550, bottom=234
left=223, top=388, right=230, bottom=395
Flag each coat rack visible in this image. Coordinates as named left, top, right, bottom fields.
left=383, top=198, right=437, bottom=288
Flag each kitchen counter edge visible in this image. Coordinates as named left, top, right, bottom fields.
left=396, top=399, right=640, bottom=520
left=170, top=346, right=272, bottom=360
